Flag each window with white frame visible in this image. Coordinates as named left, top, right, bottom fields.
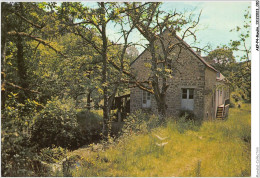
left=182, top=88, right=194, bottom=99
left=142, top=91, right=151, bottom=108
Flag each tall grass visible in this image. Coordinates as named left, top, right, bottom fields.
left=69, top=104, right=251, bottom=177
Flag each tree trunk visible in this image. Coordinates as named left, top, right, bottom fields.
left=1, top=3, right=10, bottom=110
left=150, top=41, right=168, bottom=122
left=158, top=75, right=168, bottom=122
left=100, top=2, right=109, bottom=138
left=16, top=34, right=28, bottom=103
left=1, top=23, right=7, bottom=110
left=16, top=3, right=28, bottom=103
left=86, top=91, right=91, bottom=111
left=157, top=96, right=167, bottom=123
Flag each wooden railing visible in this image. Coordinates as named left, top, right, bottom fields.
left=224, top=104, right=230, bottom=118
left=224, top=99, right=230, bottom=105
left=223, top=99, right=230, bottom=118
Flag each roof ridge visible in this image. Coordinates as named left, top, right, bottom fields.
left=174, top=34, right=218, bottom=72
left=130, top=30, right=218, bottom=73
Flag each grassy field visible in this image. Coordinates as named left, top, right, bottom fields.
left=69, top=104, right=251, bottom=177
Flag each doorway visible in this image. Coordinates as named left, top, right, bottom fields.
left=181, top=88, right=194, bottom=111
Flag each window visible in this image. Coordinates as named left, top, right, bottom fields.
left=189, top=89, right=194, bottom=99
left=142, top=91, right=151, bottom=108
left=182, top=89, right=187, bottom=99
left=182, top=88, right=194, bottom=99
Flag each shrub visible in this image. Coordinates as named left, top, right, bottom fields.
left=177, top=111, right=201, bottom=133
left=76, top=110, right=103, bottom=145
left=230, top=91, right=242, bottom=108
left=121, top=110, right=160, bottom=136
left=39, top=146, right=67, bottom=163
left=1, top=93, right=43, bottom=176
left=30, top=97, right=82, bottom=150
left=1, top=131, right=38, bottom=176
left=179, top=110, right=197, bottom=121
left=176, top=116, right=194, bottom=133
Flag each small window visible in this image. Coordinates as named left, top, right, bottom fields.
left=182, top=88, right=194, bottom=99
left=142, top=91, right=151, bottom=108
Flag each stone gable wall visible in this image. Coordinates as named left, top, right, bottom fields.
left=130, top=30, right=217, bottom=119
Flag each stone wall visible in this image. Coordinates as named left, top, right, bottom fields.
left=165, top=47, right=206, bottom=119
left=204, top=68, right=217, bottom=120
left=130, top=49, right=152, bottom=114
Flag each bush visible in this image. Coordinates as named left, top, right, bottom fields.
left=179, top=110, right=197, bottom=121
left=39, top=146, right=67, bottom=163
left=1, top=131, right=38, bottom=176
left=76, top=110, right=103, bottom=145
left=230, top=91, right=242, bottom=108
left=121, top=110, right=161, bottom=135
left=177, top=110, right=201, bottom=133
left=1, top=93, right=44, bottom=176
left=30, top=97, right=82, bottom=150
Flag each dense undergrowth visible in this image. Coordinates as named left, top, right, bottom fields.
left=1, top=94, right=251, bottom=176
left=66, top=104, right=251, bottom=177
left=1, top=95, right=103, bottom=176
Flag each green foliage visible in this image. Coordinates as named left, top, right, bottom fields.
left=231, top=91, right=241, bottom=102
left=121, top=110, right=161, bottom=135
left=229, top=6, right=251, bottom=101
left=39, top=146, right=67, bottom=163
left=68, top=104, right=251, bottom=177
left=206, top=7, right=251, bottom=102
left=176, top=110, right=202, bottom=133
left=1, top=131, right=36, bottom=176
left=1, top=2, right=251, bottom=177
left=179, top=110, right=198, bottom=121
left=76, top=110, right=103, bottom=144
left=1, top=93, right=43, bottom=176
left=30, top=97, right=82, bottom=150
left=176, top=116, right=198, bottom=134
left=207, top=47, right=235, bottom=75
left=230, top=90, right=250, bottom=108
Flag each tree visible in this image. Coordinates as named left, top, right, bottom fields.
left=126, top=45, right=139, bottom=63
left=207, top=46, right=235, bottom=74
left=55, top=2, right=134, bottom=137
left=125, top=2, right=202, bottom=121
left=1, top=2, right=67, bottom=107
left=229, top=6, right=251, bottom=101
left=1, top=3, right=76, bottom=175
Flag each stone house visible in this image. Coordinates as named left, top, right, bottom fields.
left=130, top=30, right=230, bottom=120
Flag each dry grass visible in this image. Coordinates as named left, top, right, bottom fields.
left=70, top=104, right=251, bottom=177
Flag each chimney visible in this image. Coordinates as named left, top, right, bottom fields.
left=196, top=49, right=201, bottom=56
